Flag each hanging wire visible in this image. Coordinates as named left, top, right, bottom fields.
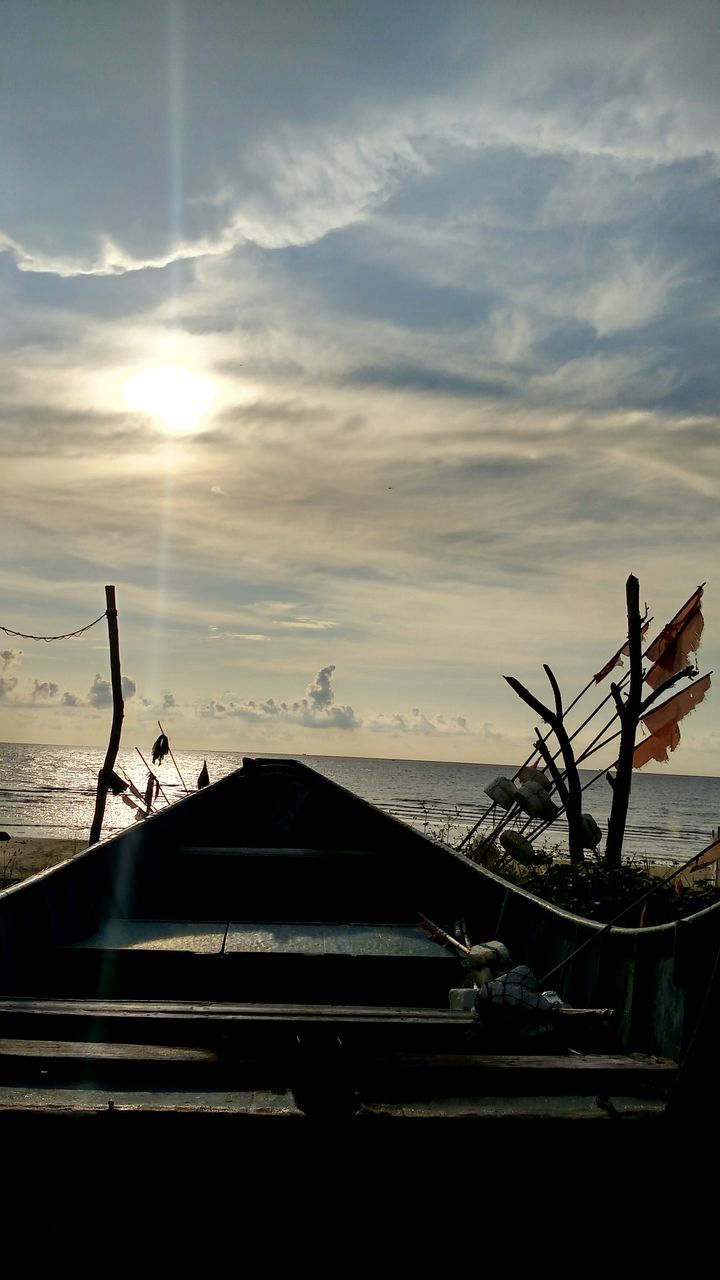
left=1, top=611, right=107, bottom=642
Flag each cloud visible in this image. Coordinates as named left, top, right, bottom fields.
left=61, top=691, right=80, bottom=707
left=367, top=710, right=470, bottom=736
left=278, top=619, right=337, bottom=631
left=0, top=5, right=719, bottom=769
left=1, top=648, right=23, bottom=670
left=206, top=632, right=269, bottom=641
left=87, top=676, right=112, bottom=709
left=32, top=680, right=59, bottom=700
left=306, top=665, right=336, bottom=711
left=0, top=676, right=18, bottom=699
left=200, top=666, right=471, bottom=739
left=201, top=666, right=360, bottom=730
left=6, top=2, right=719, bottom=279
left=87, top=673, right=137, bottom=708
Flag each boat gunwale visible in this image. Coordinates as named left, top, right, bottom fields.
left=2, top=757, right=718, bottom=937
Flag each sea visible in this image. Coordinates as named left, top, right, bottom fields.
left=1, top=741, right=718, bottom=866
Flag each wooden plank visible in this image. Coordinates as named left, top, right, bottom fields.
left=359, top=1052, right=676, bottom=1073
left=0, top=1036, right=671, bottom=1077
left=0, top=996, right=470, bottom=1026
left=0, top=1086, right=668, bottom=1121
left=70, top=920, right=228, bottom=953
left=223, top=922, right=452, bottom=958
left=359, top=1096, right=669, bottom=1121
left=175, top=847, right=373, bottom=858
left=0, top=1085, right=302, bottom=1115
left=0, top=1038, right=217, bottom=1063
left=0, top=998, right=475, bottom=1053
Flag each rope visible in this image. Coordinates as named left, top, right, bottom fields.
left=0, top=611, right=107, bottom=642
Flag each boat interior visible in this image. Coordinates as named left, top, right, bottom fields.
left=0, top=758, right=716, bottom=1122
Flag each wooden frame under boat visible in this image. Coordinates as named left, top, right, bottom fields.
left=0, top=758, right=717, bottom=1124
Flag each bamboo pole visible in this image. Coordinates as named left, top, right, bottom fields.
left=135, top=748, right=172, bottom=805
left=158, top=719, right=189, bottom=794
left=89, top=586, right=124, bottom=845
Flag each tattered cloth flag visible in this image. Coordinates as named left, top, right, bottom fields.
left=151, top=733, right=170, bottom=766
left=633, top=673, right=712, bottom=768
left=688, top=835, right=720, bottom=871
left=644, top=585, right=704, bottom=690
left=197, top=760, right=210, bottom=789
left=144, top=772, right=159, bottom=811
left=593, top=622, right=650, bottom=683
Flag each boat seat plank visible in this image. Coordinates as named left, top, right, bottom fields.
left=0, top=1037, right=674, bottom=1077
left=223, top=922, right=452, bottom=958
left=0, top=1086, right=668, bottom=1119
left=175, top=847, right=375, bottom=859
left=0, top=1085, right=301, bottom=1115
left=0, top=997, right=470, bottom=1025
left=0, top=1037, right=218, bottom=1064
left=70, top=921, right=228, bottom=953
left=359, top=1096, right=669, bottom=1121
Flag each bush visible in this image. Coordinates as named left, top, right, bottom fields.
left=461, top=834, right=719, bottom=924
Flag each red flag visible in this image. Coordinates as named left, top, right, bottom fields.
left=633, top=721, right=682, bottom=768
left=644, top=586, right=704, bottom=690
left=633, top=673, right=712, bottom=769
left=689, top=837, right=720, bottom=871
left=594, top=621, right=650, bottom=683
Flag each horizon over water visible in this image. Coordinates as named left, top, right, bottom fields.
left=1, top=739, right=718, bottom=865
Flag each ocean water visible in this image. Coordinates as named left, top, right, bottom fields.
left=1, top=741, right=718, bottom=865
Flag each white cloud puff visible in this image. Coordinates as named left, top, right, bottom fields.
left=201, top=665, right=360, bottom=730
left=367, top=710, right=469, bottom=736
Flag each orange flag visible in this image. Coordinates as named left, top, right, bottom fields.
left=644, top=587, right=704, bottom=690
left=633, top=673, right=712, bottom=769
left=593, top=622, right=650, bottom=683
left=689, top=837, right=720, bottom=871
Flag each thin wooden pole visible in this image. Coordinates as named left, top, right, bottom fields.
left=605, top=575, right=643, bottom=866
left=89, top=586, right=124, bottom=845
left=135, top=748, right=172, bottom=805
left=158, top=719, right=189, bottom=794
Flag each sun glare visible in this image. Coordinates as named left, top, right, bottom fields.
left=122, top=364, right=217, bottom=434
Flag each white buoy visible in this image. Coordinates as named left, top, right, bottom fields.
left=581, top=813, right=602, bottom=849
left=483, top=776, right=518, bottom=810
left=518, top=764, right=552, bottom=792
left=500, top=829, right=537, bottom=863
left=516, top=780, right=559, bottom=821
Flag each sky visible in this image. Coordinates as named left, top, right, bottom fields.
left=1, top=1, right=719, bottom=774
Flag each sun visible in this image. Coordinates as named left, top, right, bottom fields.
left=122, top=364, right=217, bottom=434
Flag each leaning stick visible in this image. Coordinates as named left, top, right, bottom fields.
left=158, top=719, right=189, bottom=794
left=135, top=747, right=172, bottom=805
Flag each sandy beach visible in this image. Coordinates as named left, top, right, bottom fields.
left=0, top=837, right=88, bottom=889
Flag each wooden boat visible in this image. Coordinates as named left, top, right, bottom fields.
left=0, top=757, right=716, bottom=1126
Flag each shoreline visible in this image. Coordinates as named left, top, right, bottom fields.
left=0, top=836, right=88, bottom=888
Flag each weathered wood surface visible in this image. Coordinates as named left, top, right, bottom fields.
left=0, top=1085, right=301, bottom=1116
left=0, top=1036, right=670, bottom=1077
left=0, top=1028, right=674, bottom=1114
left=0, top=1038, right=218, bottom=1062
left=359, top=1096, right=669, bottom=1121
left=175, top=847, right=376, bottom=858
left=0, top=996, right=473, bottom=1031
left=0, top=1085, right=669, bottom=1120
left=0, top=996, right=614, bottom=1028
left=71, top=920, right=228, bottom=952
